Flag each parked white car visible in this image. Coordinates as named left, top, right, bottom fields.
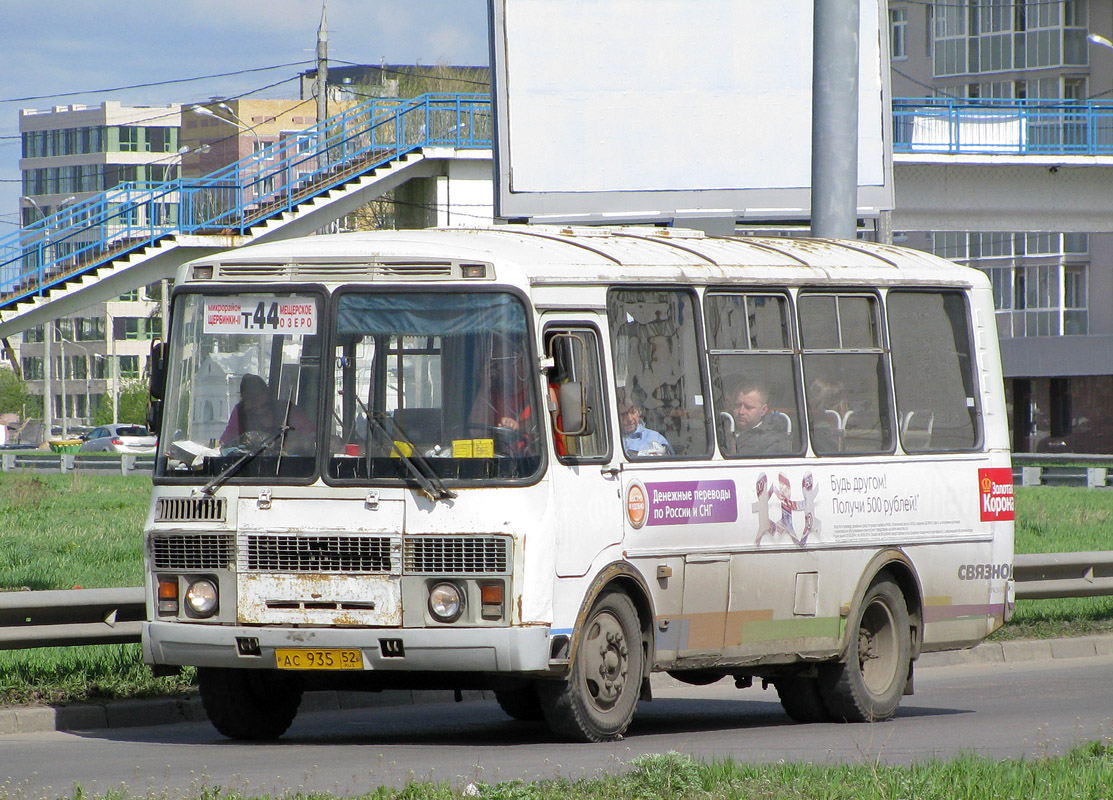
left=79, top=424, right=158, bottom=454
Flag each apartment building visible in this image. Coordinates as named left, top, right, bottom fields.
left=17, top=287, right=162, bottom=434
left=19, top=100, right=183, bottom=225
left=890, top=0, right=1113, bottom=452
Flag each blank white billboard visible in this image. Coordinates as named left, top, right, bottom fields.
left=490, top=0, right=893, bottom=223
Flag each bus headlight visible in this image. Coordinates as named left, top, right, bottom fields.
left=428, top=582, right=464, bottom=623
left=184, top=578, right=219, bottom=618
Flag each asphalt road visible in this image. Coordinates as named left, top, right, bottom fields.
left=1, top=655, right=1111, bottom=798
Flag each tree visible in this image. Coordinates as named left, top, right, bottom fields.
left=91, top=380, right=150, bottom=427
left=0, top=367, right=37, bottom=417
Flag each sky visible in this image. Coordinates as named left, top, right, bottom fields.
left=0, top=0, right=491, bottom=231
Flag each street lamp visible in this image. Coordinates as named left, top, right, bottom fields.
left=1087, top=33, right=1113, bottom=50
left=191, top=105, right=261, bottom=150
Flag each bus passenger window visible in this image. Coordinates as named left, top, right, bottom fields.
left=607, top=289, right=711, bottom=458
left=705, top=292, right=804, bottom=457
left=887, top=291, right=981, bottom=452
left=800, top=293, right=894, bottom=455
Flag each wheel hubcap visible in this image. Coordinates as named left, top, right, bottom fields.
left=858, top=598, right=898, bottom=695
left=582, top=610, right=629, bottom=711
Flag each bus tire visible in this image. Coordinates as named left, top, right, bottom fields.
left=494, top=685, right=545, bottom=721
left=774, top=676, right=832, bottom=723
left=538, top=590, right=644, bottom=742
left=818, top=578, right=911, bottom=723
left=198, top=667, right=303, bottom=740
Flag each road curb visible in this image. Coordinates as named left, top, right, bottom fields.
left=917, top=633, right=1113, bottom=667
left=3, top=636, right=1110, bottom=736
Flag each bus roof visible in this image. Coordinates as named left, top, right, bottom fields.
left=185, top=226, right=982, bottom=288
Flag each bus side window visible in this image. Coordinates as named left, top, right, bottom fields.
left=545, top=328, right=609, bottom=461
left=607, top=288, right=712, bottom=459
left=705, top=292, right=804, bottom=457
left=887, top=290, right=981, bottom=452
left=799, top=293, right=894, bottom=455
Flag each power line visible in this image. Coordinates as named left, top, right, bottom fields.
left=0, top=61, right=312, bottom=105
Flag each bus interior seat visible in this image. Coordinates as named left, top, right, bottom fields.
left=901, top=410, right=935, bottom=450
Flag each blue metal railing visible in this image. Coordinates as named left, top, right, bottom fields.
left=1, top=93, right=492, bottom=310
left=893, top=96, right=1113, bottom=156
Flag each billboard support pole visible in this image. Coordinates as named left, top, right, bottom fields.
left=811, top=0, right=860, bottom=239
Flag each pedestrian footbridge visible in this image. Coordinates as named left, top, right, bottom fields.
left=0, top=94, right=492, bottom=339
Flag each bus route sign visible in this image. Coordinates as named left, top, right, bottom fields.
left=203, top=296, right=318, bottom=335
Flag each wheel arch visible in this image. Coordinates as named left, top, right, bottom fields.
left=563, top=561, right=656, bottom=694
left=840, top=549, right=924, bottom=662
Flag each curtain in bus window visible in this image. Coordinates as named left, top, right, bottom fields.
left=704, top=293, right=804, bottom=457
left=799, top=293, right=894, bottom=455
left=887, top=291, right=981, bottom=452
left=607, top=289, right=711, bottom=458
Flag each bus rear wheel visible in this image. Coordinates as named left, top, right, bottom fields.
left=198, top=667, right=304, bottom=740
left=818, top=577, right=911, bottom=723
left=538, top=590, right=644, bottom=742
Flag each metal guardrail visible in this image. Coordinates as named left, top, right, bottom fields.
left=1014, top=552, right=1113, bottom=600
left=0, top=451, right=154, bottom=474
left=1, top=551, right=1109, bottom=650
left=0, top=587, right=144, bottom=650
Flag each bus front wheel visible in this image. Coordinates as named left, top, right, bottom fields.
left=538, top=590, right=644, bottom=742
left=198, top=667, right=303, bottom=740
left=819, top=577, right=911, bottom=722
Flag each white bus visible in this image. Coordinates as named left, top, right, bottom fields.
left=142, top=226, right=1014, bottom=742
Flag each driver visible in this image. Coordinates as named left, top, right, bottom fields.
left=465, top=335, right=538, bottom=453
left=221, top=374, right=314, bottom=452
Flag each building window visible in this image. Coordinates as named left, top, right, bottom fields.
left=22, top=357, right=44, bottom=381
left=1063, top=264, right=1087, bottom=335
left=118, top=317, right=161, bottom=341
left=148, top=127, right=173, bottom=153
left=891, top=8, right=909, bottom=59
left=118, top=289, right=140, bottom=302
left=119, top=355, right=140, bottom=379
left=118, top=126, right=141, bottom=152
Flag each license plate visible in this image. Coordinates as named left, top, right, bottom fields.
left=275, top=648, right=363, bottom=670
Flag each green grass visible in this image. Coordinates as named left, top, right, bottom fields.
left=7, top=746, right=1113, bottom=800
left=997, top=487, right=1113, bottom=640
left=0, top=473, right=149, bottom=590
left=0, top=475, right=1111, bottom=708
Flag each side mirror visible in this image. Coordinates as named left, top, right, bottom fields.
left=557, top=381, right=595, bottom=437
left=148, top=340, right=167, bottom=401
left=147, top=399, right=163, bottom=436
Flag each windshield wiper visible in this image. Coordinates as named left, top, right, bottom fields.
left=200, top=426, right=290, bottom=496
left=354, top=397, right=455, bottom=503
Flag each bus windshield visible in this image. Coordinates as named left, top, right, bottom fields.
left=328, top=291, right=542, bottom=483
left=156, top=292, right=324, bottom=482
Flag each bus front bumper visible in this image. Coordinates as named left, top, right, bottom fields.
left=143, top=621, right=553, bottom=673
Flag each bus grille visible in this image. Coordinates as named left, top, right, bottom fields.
left=403, top=536, right=511, bottom=574
left=151, top=533, right=235, bottom=570
left=155, top=497, right=227, bottom=523
left=244, top=534, right=395, bottom=573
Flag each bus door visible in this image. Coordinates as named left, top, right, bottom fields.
left=542, top=319, right=619, bottom=577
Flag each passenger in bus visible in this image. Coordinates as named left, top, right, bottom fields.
left=618, top=390, right=673, bottom=456
left=221, top=374, right=313, bottom=452
left=726, top=378, right=788, bottom=455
